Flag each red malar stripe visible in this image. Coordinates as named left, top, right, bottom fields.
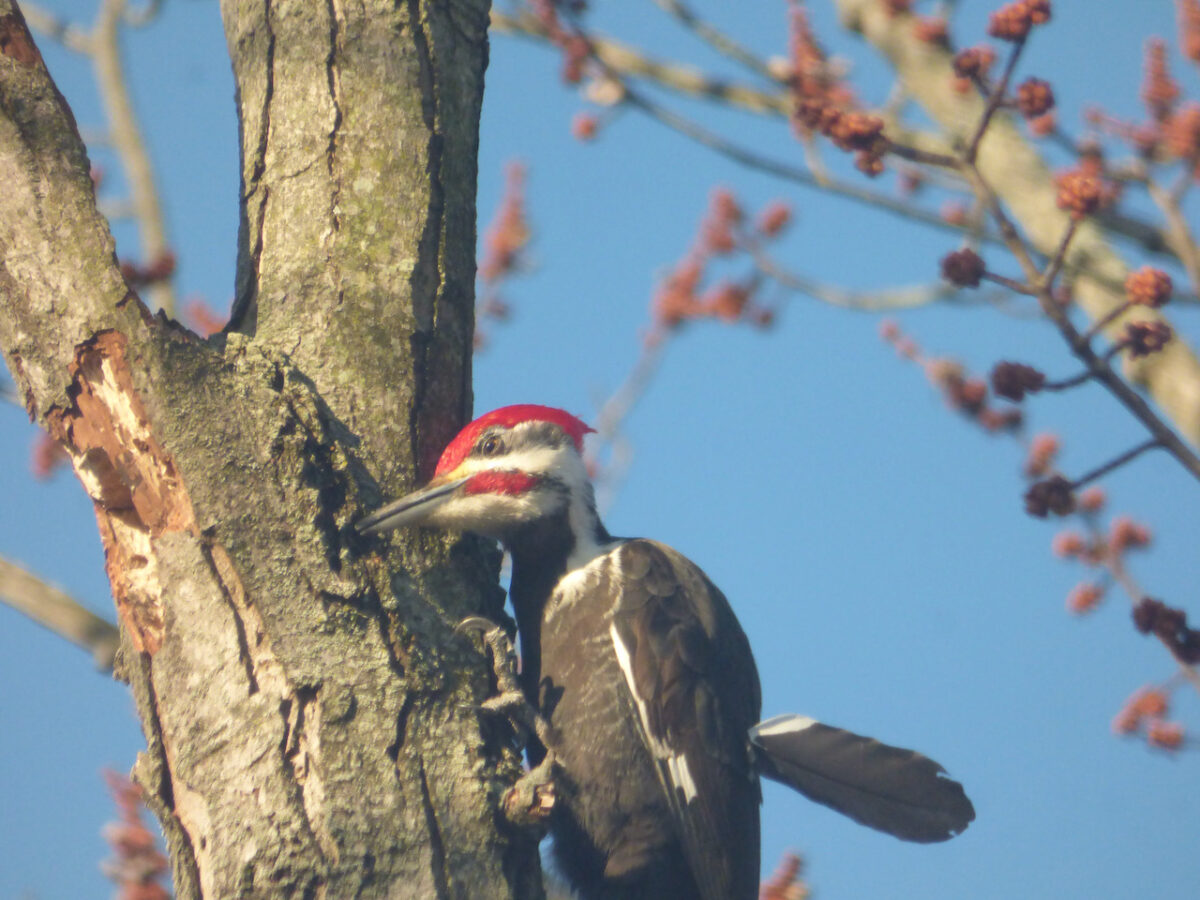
left=465, top=471, right=540, bottom=496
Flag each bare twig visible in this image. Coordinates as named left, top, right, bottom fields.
left=92, top=0, right=176, bottom=315
left=1081, top=301, right=1133, bottom=344
left=1072, top=439, right=1163, bottom=490
left=1042, top=218, right=1080, bottom=292
left=121, top=0, right=163, bottom=29
left=749, top=245, right=969, bottom=311
left=966, top=38, right=1026, bottom=164
left=621, top=83, right=1007, bottom=245
left=0, top=556, right=118, bottom=669
left=587, top=339, right=667, bottom=513
left=19, top=0, right=92, bottom=52
left=1146, top=176, right=1200, bottom=301
left=650, top=0, right=780, bottom=83
left=491, top=10, right=788, bottom=115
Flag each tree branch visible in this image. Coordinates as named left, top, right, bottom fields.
left=491, top=9, right=788, bottom=115
left=92, top=0, right=175, bottom=315
left=0, top=555, right=118, bottom=668
left=838, top=0, right=1200, bottom=450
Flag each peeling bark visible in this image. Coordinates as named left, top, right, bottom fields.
left=0, top=0, right=544, bottom=896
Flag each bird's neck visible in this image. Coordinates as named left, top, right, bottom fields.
left=506, top=494, right=611, bottom=696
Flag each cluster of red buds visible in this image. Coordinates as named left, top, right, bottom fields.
left=794, top=101, right=888, bottom=175
left=649, top=188, right=786, bottom=335
left=476, top=162, right=531, bottom=350
left=1112, top=687, right=1184, bottom=751
left=31, top=432, right=68, bottom=479
left=1052, top=501, right=1154, bottom=615
left=529, top=0, right=590, bottom=83
left=119, top=250, right=176, bottom=288
left=939, top=247, right=986, bottom=288
left=101, top=771, right=170, bottom=900
left=1182, top=0, right=1200, bottom=63
left=571, top=112, right=599, bottom=141
left=880, top=320, right=1023, bottom=432
left=1015, top=77, right=1056, bottom=134
left=912, top=16, right=949, bottom=46
left=1024, top=432, right=1060, bottom=478
left=952, top=45, right=997, bottom=91
left=1124, top=266, right=1173, bottom=307
left=1055, top=168, right=1115, bottom=219
left=479, top=162, right=530, bottom=285
left=1134, top=597, right=1200, bottom=665
left=1085, top=35, right=1200, bottom=166
left=761, top=852, right=811, bottom=900
left=1065, top=581, right=1104, bottom=614
left=1123, top=320, right=1173, bottom=357
left=786, top=2, right=883, bottom=171
left=786, top=4, right=857, bottom=131
left=986, top=0, right=1051, bottom=42
left=1015, top=78, right=1054, bottom=118
left=1024, top=474, right=1075, bottom=517
left=990, top=361, right=1046, bottom=402
left=182, top=298, right=227, bottom=337
left=1164, top=103, right=1200, bottom=162
left=1142, top=38, right=1180, bottom=122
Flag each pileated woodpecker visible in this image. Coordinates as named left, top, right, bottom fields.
left=357, top=405, right=973, bottom=900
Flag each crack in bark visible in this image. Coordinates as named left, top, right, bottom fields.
left=232, top=0, right=276, bottom=333
left=386, top=692, right=414, bottom=763
left=324, top=0, right=343, bottom=239
left=282, top=685, right=338, bottom=864
left=280, top=394, right=351, bottom=574
left=203, top=541, right=288, bottom=695
left=417, top=756, right=451, bottom=900
left=200, top=542, right=259, bottom=693
left=404, top=0, right=450, bottom=479
left=133, top=658, right=203, bottom=899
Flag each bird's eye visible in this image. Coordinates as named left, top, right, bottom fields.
left=480, top=435, right=504, bottom=456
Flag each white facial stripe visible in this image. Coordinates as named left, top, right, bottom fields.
left=446, top=444, right=587, bottom=490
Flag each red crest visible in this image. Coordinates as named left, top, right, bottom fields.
left=435, top=405, right=594, bottom=476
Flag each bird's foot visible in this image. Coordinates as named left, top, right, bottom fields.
left=502, top=751, right=557, bottom=828
left=458, top=616, right=559, bottom=828
left=456, top=616, right=559, bottom=750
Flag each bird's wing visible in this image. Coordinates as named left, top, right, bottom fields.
left=607, top=539, right=762, bottom=900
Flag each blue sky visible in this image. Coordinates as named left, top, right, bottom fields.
left=2, top=1, right=1199, bottom=897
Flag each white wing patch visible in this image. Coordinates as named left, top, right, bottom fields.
left=609, top=622, right=698, bottom=803
left=748, top=714, right=817, bottom=745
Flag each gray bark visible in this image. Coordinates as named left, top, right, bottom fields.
left=0, top=1, right=544, bottom=897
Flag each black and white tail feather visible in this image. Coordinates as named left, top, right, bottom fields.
left=748, top=714, right=975, bottom=843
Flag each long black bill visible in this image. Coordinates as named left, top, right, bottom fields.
left=749, top=714, right=975, bottom=843
left=355, top=476, right=470, bottom=535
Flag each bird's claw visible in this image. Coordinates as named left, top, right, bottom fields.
left=502, top=751, right=557, bottom=829
left=455, top=615, right=499, bottom=638
left=458, top=616, right=559, bottom=751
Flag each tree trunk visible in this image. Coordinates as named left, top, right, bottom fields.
left=0, top=1, right=543, bottom=896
